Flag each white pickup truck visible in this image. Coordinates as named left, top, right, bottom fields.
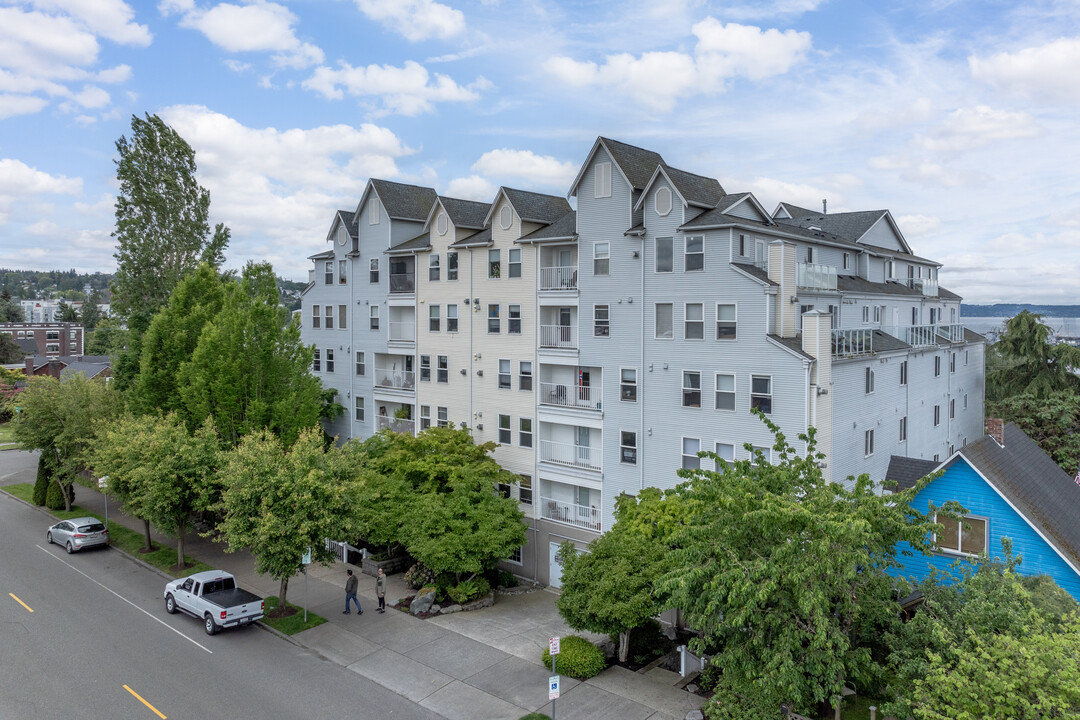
left=164, top=570, right=264, bottom=636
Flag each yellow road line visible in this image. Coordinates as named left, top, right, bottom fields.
left=8, top=593, right=33, bottom=612
left=123, top=684, right=167, bottom=719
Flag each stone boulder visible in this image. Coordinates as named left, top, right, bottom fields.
left=441, top=604, right=462, bottom=614
left=411, top=587, right=437, bottom=615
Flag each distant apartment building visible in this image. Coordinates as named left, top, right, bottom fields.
left=300, top=137, right=986, bottom=587
left=19, top=297, right=111, bottom=323
left=1, top=322, right=84, bottom=356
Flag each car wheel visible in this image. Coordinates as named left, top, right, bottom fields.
left=46, top=531, right=53, bottom=545
left=65, top=541, right=74, bottom=554
left=204, top=614, right=217, bottom=636
left=165, top=594, right=177, bottom=615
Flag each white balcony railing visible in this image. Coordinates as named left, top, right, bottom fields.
left=541, top=497, right=601, bottom=532
left=540, top=266, right=577, bottom=291
left=915, top=277, right=939, bottom=297
left=374, top=368, right=415, bottom=390
left=832, top=328, right=873, bottom=357
left=797, top=262, right=837, bottom=291
left=539, top=382, right=601, bottom=411
left=539, top=439, right=601, bottom=472
left=905, top=324, right=939, bottom=348
left=376, top=416, right=415, bottom=434
left=389, top=321, right=415, bottom=342
left=540, top=324, right=577, bottom=349
left=937, top=323, right=964, bottom=342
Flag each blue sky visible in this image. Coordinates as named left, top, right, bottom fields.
left=1, top=0, right=1078, bottom=304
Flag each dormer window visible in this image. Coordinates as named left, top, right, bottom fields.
left=499, top=205, right=513, bottom=230
left=436, top=212, right=448, bottom=236
left=369, top=201, right=380, bottom=225
left=594, top=162, right=612, bottom=198
left=655, top=187, right=672, bottom=216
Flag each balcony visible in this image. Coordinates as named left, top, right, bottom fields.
left=832, top=328, right=873, bottom=358
left=904, top=324, right=940, bottom=348
left=539, top=382, right=601, bottom=411
left=376, top=416, right=415, bottom=434
left=539, top=439, right=601, bottom=472
left=936, top=323, right=964, bottom=342
left=540, top=324, right=577, bottom=349
left=540, top=266, right=577, bottom=291
left=389, top=273, right=415, bottom=293
left=389, top=321, right=415, bottom=342
left=541, top=497, right=601, bottom=532
left=797, top=262, right=837, bottom=291
left=374, top=367, right=415, bottom=390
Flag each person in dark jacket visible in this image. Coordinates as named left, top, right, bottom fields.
left=344, top=568, right=362, bottom=614
left=376, top=568, right=386, bottom=612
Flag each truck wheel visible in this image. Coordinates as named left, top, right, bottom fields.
left=165, top=594, right=177, bottom=614
left=204, top=614, right=217, bottom=636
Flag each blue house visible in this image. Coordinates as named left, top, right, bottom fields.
left=887, top=420, right=1080, bottom=602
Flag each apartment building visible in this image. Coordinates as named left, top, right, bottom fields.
left=0, top=322, right=84, bottom=356
left=300, top=136, right=985, bottom=587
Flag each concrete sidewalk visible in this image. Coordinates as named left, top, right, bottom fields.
left=2, top=450, right=703, bottom=720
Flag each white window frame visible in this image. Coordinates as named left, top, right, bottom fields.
left=934, top=404, right=941, bottom=426
left=436, top=212, right=448, bottom=236
left=684, top=236, right=704, bottom=271
left=899, top=416, right=907, bottom=443
left=419, top=354, right=431, bottom=382
left=935, top=356, right=941, bottom=377
left=714, top=442, right=734, bottom=471
left=498, top=358, right=512, bottom=389
left=655, top=237, right=673, bottom=273
left=488, top=304, right=500, bottom=333
left=715, top=372, right=735, bottom=411
left=655, top=303, right=673, bottom=339
left=437, top=406, right=448, bottom=428
left=420, top=405, right=431, bottom=430
left=508, top=304, right=521, bottom=334
left=655, top=186, right=672, bottom=216
left=429, top=254, right=440, bottom=281
left=369, top=201, right=380, bottom=225
left=447, top=304, right=458, bottom=333
left=682, top=437, right=701, bottom=470
left=519, top=417, right=533, bottom=448
left=518, top=474, right=532, bottom=505
left=339, top=259, right=347, bottom=285
left=437, top=355, right=448, bottom=384
left=593, top=242, right=609, bottom=276
left=715, top=303, right=736, bottom=340
left=594, top=304, right=610, bottom=337
left=325, top=304, right=334, bottom=329
left=934, top=513, right=988, bottom=557
left=311, top=304, right=320, bottom=329
left=369, top=305, right=379, bottom=330
left=355, top=396, right=365, bottom=422
left=620, top=430, right=637, bottom=465
left=508, top=248, right=522, bottom=279
left=499, top=205, right=513, bottom=229
left=865, top=367, right=875, bottom=394
left=429, top=304, right=440, bottom=332
left=488, top=249, right=501, bottom=279
left=519, top=361, right=532, bottom=391
left=620, top=368, right=637, bottom=402
left=324, top=261, right=334, bottom=285
left=325, top=348, right=335, bottom=373
left=339, top=305, right=347, bottom=329
left=313, top=348, right=320, bottom=372
left=498, top=414, right=512, bottom=444
left=369, top=258, right=379, bottom=283
left=682, top=370, right=701, bottom=408
left=355, top=351, right=365, bottom=376
left=950, top=398, right=955, bottom=419
left=447, top=251, right=458, bottom=280
left=594, top=162, right=612, bottom=198
left=684, top=302, right=704, bottom=340
left=751, top=375, right=772, bottom=414
left=900, top=360, right=908, bottom=386
left=864, top=428, right=874, bottom=457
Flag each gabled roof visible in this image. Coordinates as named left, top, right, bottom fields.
left=307, top=249, right=335, bottom=261
left=360, top=179, right=438, bottom=222
left=449, top=227, right=492, bottom=248
left=679, top=208, right=773, bottom=231
left=775, top=208, right=914, bottom=254
left=429, top=196, right=489, bottom=231
left=767, top=334, right=813, bottom=360
left=568, top=136, right=665, bottom=197
left=518, top=211, right=577, bottom=244
left=635, top=164, right=725, bottom=212
left=716, top=192, right=773, bottom=222
left=387, top=233, right=431, bottom=254
left=326, top=209, right=357, bottom=243
left=485, top=187, right=571, bottom=226
left=61, top=361, right=110, bottom=379
left=939, top=287, right=962, bottom=300
left=886, top=455, right=940, bottom=491
left=730, top=262, right=778, bottom=286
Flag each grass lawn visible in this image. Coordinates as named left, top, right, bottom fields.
left=261, top=596, right=326, bottom=635
left=0, top=423, right=16, bottom=448
left=2, top=482, right=213, bottom=577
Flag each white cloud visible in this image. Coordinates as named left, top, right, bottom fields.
left=444, top=175, right=496, bottom=201
left=543, top=19, right=811, bottom=111
left=354, top=0, right=465, bottom=42
left=0, top=93, right=49, bottom=118
left=720, top=0, right=827, bottom=20
left=156, top=105, right=413, bottom=269
left=32, top=0, right=152, bottom=46
left=471, top=149, right=576, bottom=189
left=72, top=85, right=110, bottom=108
left=970, top=37, right=1080, bottom=104
left=0, top=158, right=82, bottom=223
left=162, top=0, right=324, bottom=69
left=720, top=175, right=839, bottom=216
left=916, top=105, right=1040, bottom=152
left=303, top=60, right=488, bottom=116
left=896, top=214, right=941, bottom=237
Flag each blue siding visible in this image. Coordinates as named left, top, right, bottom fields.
left=893, top=459, right=1080, bottom=601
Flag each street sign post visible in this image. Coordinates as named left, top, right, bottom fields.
left=97, top=476, right=109, bottom=529
left=549, top=636, right=560, bottom=718
left=301, top=547, right=312, bottom=622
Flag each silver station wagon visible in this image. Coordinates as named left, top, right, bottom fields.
left=46, top=517, right=109, bottom=553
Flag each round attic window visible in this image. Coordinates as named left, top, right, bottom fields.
left=436, top=212, right=448, bottom=236
left=656, top=187, right=672, bottom=216
left=499, top=205, right=513, bottom=230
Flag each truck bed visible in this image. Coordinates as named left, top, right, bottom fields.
left=203, top=587, right=261, bottom=609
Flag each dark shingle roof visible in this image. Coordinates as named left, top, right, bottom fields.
left=681, top=208, right=774, bottom=230
left=519, top=211, right=577, bottom=243
left=662, top=165, right=725, bottom=207
left=61, top=361, right=110, bottom=379
left=938, top=286, right=961, bottom=300
left=307, top=249, right=335, bottom=260
left=730, top=262, right=778, bottom=286
left=959, top=423, right=1080, bottom=567
left=963, top=328, right=986, bottom=343
left=438, top=196, right=489, bottom=230
left=767, top=334, right=813, bottom=360
left=502, top=188, right=572, bottom=224
left=449, top=227, right=492, bottom=248
left=887, top=456, right=941, bottom=491
left=335, top=209, right=357, bottom=239
left=387, top=233, right=431, bottom=254
left=15, top=338, right=36, bottom=354
left=370, top=179, right=438, bottom=221
left=871, top=330, right=913, bottom=353
left=599, top=137, right=665, bottom=190
left=776, top=208, right=889, bottom=243
left=837, top=275, right=922, bottom=297
left=859, top=244, right=941, bottom=266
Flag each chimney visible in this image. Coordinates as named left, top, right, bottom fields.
left=985, top=418, right=1004, bottom=446
left=822, top=199, right=827, bottom=215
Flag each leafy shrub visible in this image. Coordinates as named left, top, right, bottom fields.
left=496, top=569, right=519, bottom=588
left=45, top=480, right=74, bottom=510
left=33, top=455, right=51, bottom=506
left=613, top=618, right=672, bottom=666
left=434, top=572, right=457, bottom=601
left=519, top=714, right=550, bottom=720
left=403, top=563, right=435, bottom=590
left=447, top=576, right=491, bottom=605
left=542, top=635, right=606, bottom=680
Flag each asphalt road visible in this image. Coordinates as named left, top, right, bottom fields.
left=0, top=480, right=447, bottom=720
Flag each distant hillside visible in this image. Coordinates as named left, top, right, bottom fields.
left=962, top=304, right=1080, bottom=317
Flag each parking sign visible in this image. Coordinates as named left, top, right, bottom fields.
left=549, top=636, right=560, bottom=655
left=549, top=675, right=560, bottom=700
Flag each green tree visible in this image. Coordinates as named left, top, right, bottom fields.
left=0, top=333, right=23, bottom=363
left=84, top=316, right=128, bottom=357
left=178, top=262, right=322, bottom=446
left=92, top=413, right=221, bottom=569
left=0, top=291, right=23, bottom=322
left=111, top=113, right=229, bottom=335
left=987, top=311, right=1080, bottom=401
left=216, top=427, right=363, bottom=609
left=130, top=263, right=226, bottom=418
left=557, top=488, right=684, bottom=663
left=79, top=288, right=102, bottom=330
left=658, top=414, right=949, bottom=718
left=986, top=391, right=1080, bottom=474
left=11, top=374, right=124, bottom=511
left=56, top=301, right=78, bottom=322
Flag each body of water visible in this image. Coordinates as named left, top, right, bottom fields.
left=964, top=316, right=1080, bottom=341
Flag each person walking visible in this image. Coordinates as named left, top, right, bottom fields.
left=376, top=568, right=386, bottom=613
left=344, top=568, right=362, bottom=615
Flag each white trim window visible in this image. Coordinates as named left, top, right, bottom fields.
left=499, top=205, right=513, bottom=229
left=370, top=258, right=379, bottom=283
left=313, top=349, right=321, bottom=372
left=436, top=212, right=448, bottom=236
left=509, top=248, right=522, bottom=279
left=594, top=242, right=609, bottom=276
left=325, top=305, right=334, bottom=329
left=682, top=437, right=701, bottom=470
left=715, top=373, right=735, bottom=411
left=488, top=304, right=500, bottom=333
left=655, top=237, right=673, bottom=272
left=311, top=304, right=320, bottom=329
left=325, top=349, right=335, bottom=373
left=355, top=351, right=365, bottom=376
left=621, top=431, right=637, bottom=464
left=437, top=355, right=448, bottom=384
left=519, top=418, right=533, bottom=448
left=950, top=398, right=955, bottom=419
left=339, top=260, right=347, bottom=285
left=498, top=359, right=512, bottom=389
left=685, top=236, right=703, bottom=271
left=751, top=375, right=772, bottom=414
left=420, top=405, right=431, bottom=430
left=369, top=201, right=379, bottom=225
left=655, top=303, right=673, bottom=339
left=324, top=261, right=334, bottom=285
left=508, top=304, right=522, bottom=334
left=447, top=304, right=458, bottom=332
left=437, top=406, right=448, bottom=428
left=429, top=254, right=440, bottom=281
left=684, top=303, right=704, bottom=340
left=716, top=304, right=736, bottom=340
left=899, top=416, right=907, bottom=442
left=620, top=368, right=637, bottom=402
left=355, top=396, right=365, bottom=422
left=752, top=446, right=772, bottom=465
left=655, top=186, right=672, bottom=216
left=419, top=354, right=431, bottom=382
left=864, top=429, right=874, bottom=457
left=488, top=249, right=501, bottom=278
left=843, top=252, right=850, bottom=270
left=682, top=371, right=701, bottom=408
left=498, top=414, right=512, bottom=444
left=519, top=361, right=532, bottom=391
left=900, top=360, right=908, bottom=386
left=714, top=442, right=734, bottom=471
left=935, top=356, right=942, bottom=377
left=934, top=404, right=941, bottom=426
left=447, top=251, right=458, bottom=280
left=518, top=474, right=532, bottom=505
left=429, top=304, right=440, bottom=332
left=950, top=353, right=956, bottom=373
left=594, top=304, right=610, bottom=337
left=369, top=305, right=379, bottom=330
left=865, top=367, right=875, bottom=394
left=862, top=306, right=870, bottom=323
left=935, top=513, right=988, bottom=557
left=594, top=162, right=612, bottom=198
left=339, top=305, right=347, bottom=329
